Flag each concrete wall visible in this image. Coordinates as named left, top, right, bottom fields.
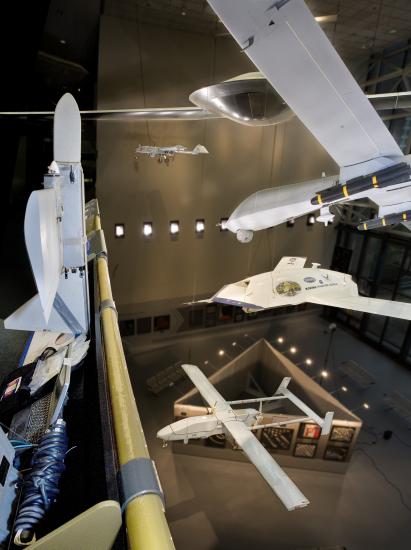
left=97, top=15, right=338, bottom=315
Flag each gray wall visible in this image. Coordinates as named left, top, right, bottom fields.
left=97, top=15, right=338, bottom=315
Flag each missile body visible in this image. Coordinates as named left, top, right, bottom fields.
left=311, top=162, right=411, bottom=206
left=358, top=210, right=411, bottom=231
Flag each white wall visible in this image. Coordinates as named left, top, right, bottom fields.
left=97, top=15, right=338, bottom=315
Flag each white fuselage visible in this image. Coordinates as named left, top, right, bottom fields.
left=157, top=408, right=258, bottom=443
left=227, top=154, right=411, bottom=235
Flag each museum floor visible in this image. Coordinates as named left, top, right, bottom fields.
left=125, top=310, right=411, bottom=550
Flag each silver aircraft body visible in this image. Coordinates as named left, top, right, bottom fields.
left=190, top=256, right=411, bottom=320
left=206, top=0, right=411, bottom=241
left=135, top=144, right=208, bottom=163
left=158, top=364, right=334, bottom=511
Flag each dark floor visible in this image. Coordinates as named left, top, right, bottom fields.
left=125, top=311, right=411, bottom=550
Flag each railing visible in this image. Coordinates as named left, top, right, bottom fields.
left=89, top=200, right=175, bottom=550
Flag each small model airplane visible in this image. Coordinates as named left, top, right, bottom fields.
left=158, top=364, right=334, bottom=511
left=206, top=0, right=411, bottom=241
left=135, top=144, right=208, bottom=163
left=187, top=256, right=411, bottom=321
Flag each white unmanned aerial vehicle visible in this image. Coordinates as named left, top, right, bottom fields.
left=158, top=364, right=334, bottom=511
left=207, top=0, right=411, bottom=242
left=189, top=256, right=411, bottom=320
left=135, top=144, right=208, bottom=164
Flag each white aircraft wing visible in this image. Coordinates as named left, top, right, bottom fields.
left=182, top=364, right=228, bottom=410
left=207, top=0, right=403, bottom=168
left=307, top=294, right=411, bottom=321
left=223, top=419, right=309, bottom=510
left=273, top=256, right=306, bottom=272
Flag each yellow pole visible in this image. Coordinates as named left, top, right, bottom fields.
left=96, top=255, right=175, bottom=550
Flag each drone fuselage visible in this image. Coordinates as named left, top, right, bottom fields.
left=157, top=408, right=258, bottom=443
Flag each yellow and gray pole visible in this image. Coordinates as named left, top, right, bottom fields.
left=93, top=207, right=175, bottom=550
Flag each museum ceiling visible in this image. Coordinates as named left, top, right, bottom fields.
left=103, top=0, right=411, bottom=61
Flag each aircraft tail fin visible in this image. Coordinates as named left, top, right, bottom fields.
left=321, top=411, right=334, bottom=436
left=192, top=144, right=209, bottom=154
left=5, top=294, right=73, bottom=333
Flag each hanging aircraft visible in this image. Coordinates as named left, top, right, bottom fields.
left=158, top=363, right=334, bottom=511
left=186, top=256, right=411, bottom=320
left=135, top=143, right=208, bottom=163
left=206, top=0, right=411, bottom=242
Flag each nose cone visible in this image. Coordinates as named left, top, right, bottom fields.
left=157, top=425, right=173, bottom=441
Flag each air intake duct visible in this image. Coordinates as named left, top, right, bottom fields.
left=357, top=210, right=411, bottom=231
left=311, top=162, right=411, bottom=206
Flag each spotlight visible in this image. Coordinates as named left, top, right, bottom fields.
left=289, top=346, right=297, bottom=354
left=287, top=219, right=295, bottom=227
left=218, top=349, right=225, bottom=356
left=305, top=358, right=313, bottom=365
left=232, top=342, right=237, bottom=347
left=220, top=218, right=229, bottom=231
left=204, top=360, right=209, bottom=365
left=60, top=39, right=66, bottom=45
left=307, top=214, right=316, bottom=226
left=115, top=223, right=125, bottom=238
left=363, top=402, right=370, bottom=410
left=341, top=385, right=348, bottom=392
left=277, top=337, right=284, bottom=344
left=195, top=219, right=205, bottom=233
left=321, top=370, right=328, bottom=378
left=143, top=222, right=153, bottom=236
left=169, top=220, right=180, bottom=235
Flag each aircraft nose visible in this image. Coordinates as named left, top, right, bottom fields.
left=157, top=425, right=173, bottom=441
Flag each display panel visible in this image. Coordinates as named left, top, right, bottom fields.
left=294, top=442, right=317, bottom=458
left=298, top=423, right=321, bottom=440
left=324, top=445, right=349, bottom=462
left=330, top=426, right=355, bottom=443
left=154, top=315, right=170, bottom=332
left=260, top=427, right=293, bottom=451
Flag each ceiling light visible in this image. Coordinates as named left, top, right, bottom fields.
left=143, top=222, right=153, bottom=237
left=341, top=386, right=348, bottom=392
left=218, top=349, right=225, bottom=356
left=115, top=223, right=125, bottom=238
left=305, top=358, right=313, bottom=365
left=232, top=342, right=237, bottom=347
left=195, top=219, right=205, bottom=233
left=60, top=39, right=66, bottom=45
left=277, top=337, right=284, bottom=344
left=307, top=214, right=316, bottom=226
left=181, top=10, right=186, bottom=16
left=220, top=218, right=229, bottom=231
left=363, top=402, right=370, bottom=409
left=289, top=346, right=297, bottom=354
left=315, top=14, right=338, bottom=24
left=388, top=28, right=397, bottom=34
left=170, top=220, right=180, bottom=235
left=321, top=370, right=328, bottom=378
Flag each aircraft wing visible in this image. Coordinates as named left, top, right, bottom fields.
left=223, top=419, right=309, bottom=510
left=273, top=256, right=306, bottom=272
left=182, top=364, right=228, bottom=410
left=207, top=0, right=403, bottom=168
left=307, top=294, right=411, bottom=321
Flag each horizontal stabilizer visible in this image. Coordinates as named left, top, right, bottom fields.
left=307, top=294, right=411, bottom=321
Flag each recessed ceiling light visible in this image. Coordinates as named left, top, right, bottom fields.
left=195, top=219, right=205, bottom=233
left=181, top=10, right=186, bottom=16
left=143, top=222, right=153, bottom=236
left=170, top=221, right=180, bottom=235
left=115, top=223, right=125, bottom=238
left=60, top=39, right=66, bottom=45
